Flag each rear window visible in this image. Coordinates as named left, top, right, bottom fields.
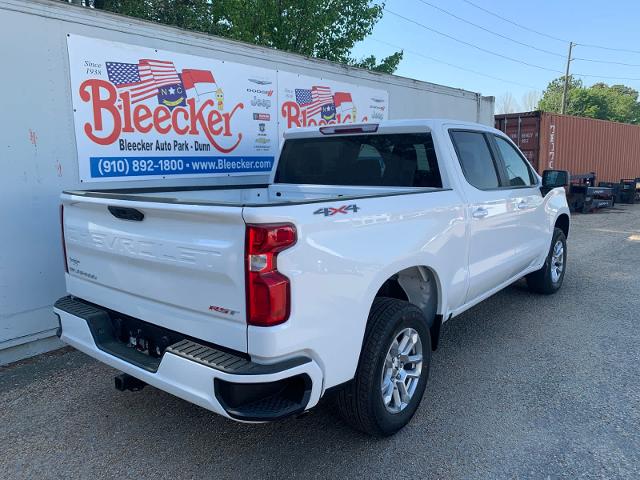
left=275, top=133, right=443, bottom=188
left=450, top=130, right=500, bottom=190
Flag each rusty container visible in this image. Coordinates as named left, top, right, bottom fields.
left=494, top=111, right=541, bottom=171
left=495, top=111, right=640, bottom=182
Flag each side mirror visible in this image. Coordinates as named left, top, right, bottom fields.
left=541, top=169, right=569, bottom=195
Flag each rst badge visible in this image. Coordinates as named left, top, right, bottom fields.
left=314, top=204, right=360, bottom=216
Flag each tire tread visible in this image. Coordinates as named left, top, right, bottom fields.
left=335, top=297, right=430, bottom=436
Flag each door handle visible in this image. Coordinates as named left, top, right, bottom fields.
left=472, top=207, right=489, bottom=219
left=516, top=201, right=528, bottom=210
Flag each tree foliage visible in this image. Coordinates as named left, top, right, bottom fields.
left=539, top=76, right=640, bottom=124
left=95, top=0, right=403, bottom=74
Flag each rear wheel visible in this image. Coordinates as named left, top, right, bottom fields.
left=526, top=227, right=567, bottom=294
left=335, top=297, right=431, bottom=436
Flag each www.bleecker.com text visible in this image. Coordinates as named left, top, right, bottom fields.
left=80, top=79, right=244, bottom=153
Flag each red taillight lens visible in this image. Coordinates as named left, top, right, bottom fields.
left=245, top=224, right=296, bottom=326
left=60, top=204, right=68, bottom=273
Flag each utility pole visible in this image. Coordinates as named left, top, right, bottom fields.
left=561, top=42, right=574, bottom=114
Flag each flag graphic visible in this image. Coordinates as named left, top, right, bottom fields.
left=105, top=59, right=181, bottom=103
left=333, top=92, right=353, bottom=114
left=295, top=86, right=334, bottom=117
left=181, top=69, right=217, bottom=98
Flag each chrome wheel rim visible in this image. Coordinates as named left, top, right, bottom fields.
left=550, top=240, right=564, bottom=283
left=380, top=327, right=423, bottom=414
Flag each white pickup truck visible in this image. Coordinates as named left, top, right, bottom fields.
left=55, top=119, right=570, bottom=436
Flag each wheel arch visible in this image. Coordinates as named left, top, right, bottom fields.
left=555, top=213, right=570, bottom=238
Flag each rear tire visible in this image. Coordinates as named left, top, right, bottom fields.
left=335, top=297, right=431, bottom=436
left=526, top=227, right=567, bottom=294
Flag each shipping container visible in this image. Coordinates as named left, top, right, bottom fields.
left=495, top=111, right=640, bottom=182
left=0, top=0, right=495, bottom=363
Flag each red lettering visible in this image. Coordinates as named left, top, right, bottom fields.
left=133, top=104, right=153, bottom=133
left=80, top=81, right=243, bottom=153
left=153, top=106, right=171, bottom=134
left=121, top=91, right=134, bottom=133
left=187, top=97, right=213, bottom=135
left=222, top=103, right=243, bottom=137
left=281, top=101, right=301, bottom=128
left=80, top=79, right=121, bottom=145
left=171, top=107, right=189, bottom=135
left=206, top=109, right=224, bottom=136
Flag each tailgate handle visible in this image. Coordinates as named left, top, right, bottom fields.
left=108, top=206, right=144, bottom=221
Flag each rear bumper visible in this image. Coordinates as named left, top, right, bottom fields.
left=53, top=296, right=323, bottom=422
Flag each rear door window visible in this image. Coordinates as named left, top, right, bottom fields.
left=449, top=131, right=500, bottom=189
left=275, top=133, right=443, bottom=188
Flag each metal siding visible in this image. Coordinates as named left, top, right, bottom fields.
left=500, top=112, right=640, bottom=180
left=494, top=112, right=541, bottom=171
left=539, top=113, right=640, bottom=181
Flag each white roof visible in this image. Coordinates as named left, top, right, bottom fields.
left=282, top=118, right=503, bottom=139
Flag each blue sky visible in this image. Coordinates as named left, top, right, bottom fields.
left=351, top=0, right=640, bottom=110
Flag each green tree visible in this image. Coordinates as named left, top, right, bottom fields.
left=95, top=0, right=403, bottom=74
left=539, top=76, right=640, bottom=124
left=538, top=76, right=583, bottom=113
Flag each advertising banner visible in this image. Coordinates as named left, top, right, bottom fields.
left=67, top=35, right=389, bottom=182
left=67, top=35, right=278, bottom=182
left=278, top=71, right=389, bottom=130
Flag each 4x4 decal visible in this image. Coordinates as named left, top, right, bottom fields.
left=314, top=204, right=360, bottom=216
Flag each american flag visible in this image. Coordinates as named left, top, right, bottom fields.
left=106, top=59, right=181, bottom=104
left=295, top=86, right=333, bottom=117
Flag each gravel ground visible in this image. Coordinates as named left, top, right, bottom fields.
left=2, top=205, right=640, bottom=479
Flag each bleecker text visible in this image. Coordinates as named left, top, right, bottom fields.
left=281, top=101, right=368, bottom=129
left=80, top=79, right=244, bottom=153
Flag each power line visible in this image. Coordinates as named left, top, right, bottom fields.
left=384, top=7, right=640, bottom=82
left=572, top=72, right=640, bottom=82
left=576, top=43, right=640, bottom=55
left=371, top=38, right=539, bottom=89
left=462, top=0, right=640, bottom=55
left=383, top=8, right=563, bottom=74
left=574, top=57, right=640, bottom=68
left=460, top=0, right=569, bottom=43
left=416, top=0, right=564, bottom=58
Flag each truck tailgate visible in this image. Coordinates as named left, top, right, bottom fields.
left=61, top=194, right=248, bottom=352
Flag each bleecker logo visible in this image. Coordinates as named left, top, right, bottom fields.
left=282, top=86, right=362, bottom=128
left=80, top=58, right=244, bottom=153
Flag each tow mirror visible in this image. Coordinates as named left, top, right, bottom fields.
left=541, top=169, right=569, bottom=195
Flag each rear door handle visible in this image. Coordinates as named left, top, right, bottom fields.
left=516, top=200, right=528, bottom=210
left=472, top=207, right=489, bottom=219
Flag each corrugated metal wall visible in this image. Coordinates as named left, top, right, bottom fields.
left=494, top=112, right=541, bottom=171
left=537, top=113, right=640, bottom=181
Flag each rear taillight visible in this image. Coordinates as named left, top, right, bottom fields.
left=245, top=224, right=296, bottom=326
left=60, top=204, right=68, bottom=273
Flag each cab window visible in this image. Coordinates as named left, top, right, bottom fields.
left=494, top=136, right=536, bottom=187
left=450, top=130, right=500, bottom=190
